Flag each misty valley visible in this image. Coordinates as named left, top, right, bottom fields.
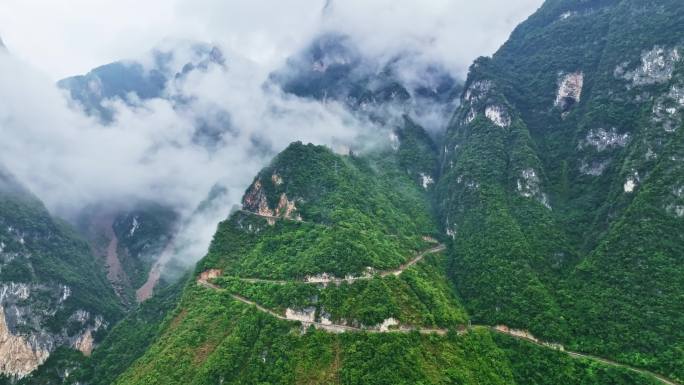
left=1, top=0, right=684, bottom=384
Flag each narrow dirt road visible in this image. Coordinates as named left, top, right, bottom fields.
left=237, top=210, right=312, bottom=224
left=194, top=229, right=680, bottom=385
left=487, top=327, right=680, bottom=385
left=563, top=352, right=679, bottom=385
left=197, top=279, right=361, bottom=333
left=228, top=244, right=447, bottom=286
left=379, top=244, right=446, bottom=278
left=197, top=278, right=447, bottom=335
left=197, top=276, right=680, bottom=385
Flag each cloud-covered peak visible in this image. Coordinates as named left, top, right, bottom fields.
left=57, top=41, right=226, bottom=121
left=270, top=31, right=461, bottom=134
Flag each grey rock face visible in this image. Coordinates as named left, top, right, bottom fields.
left=616, top=46, right=681, bottom=86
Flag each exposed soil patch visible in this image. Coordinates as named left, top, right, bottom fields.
left=136, top=240, right=174, bottom=302
left=193, top=339, right=219, bottom=364
left=104, top=220, right=125, bottom=284
left=85, top=212, right=130, bottom=303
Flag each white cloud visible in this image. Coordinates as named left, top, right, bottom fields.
left=0, top=49, right=367, bottom=213
left=0, top=47, right=375, bottom=271
left=0, top=0, right=543, bottom=274
left=0, top=0, right=542, bottom=79
left=321, top=0, right=542, bottom=77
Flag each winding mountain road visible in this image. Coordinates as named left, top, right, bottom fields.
left=487, top=327, right=680, bottom=385
left=196, top=239, right=681, bottom=385
left=237, top=210, right=313, bottom=224
left=226, top=244, right=446, bottom=286
left=197, top=278, right=681, bottom=385
left=198, top=278, right=448, bottom=335
left=563, top=352, right=680, bottom=385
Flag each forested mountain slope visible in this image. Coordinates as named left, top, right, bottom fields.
left=107, top=141, right=664, bottom=385
left=436, top=0, right=684, bottom=380
left=0, top=168, right=122, bottom=380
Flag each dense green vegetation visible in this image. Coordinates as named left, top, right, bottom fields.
left=395, top=117, right=440, bottom=186
left=0, top=170, right=122, bottom=330
left=201, top=142, right=438, bottom=279
left=215, top=252, right=467, bottom=328
left=113, top=283, right=664, bottom=385
left=562, top=128, right=684, bottom=379
left=493, top=333, right=661, bottom=385
left=244, top=142, right=436, bottom=228
left=110, top=126, right=672, bottom=384
left=202, top=213, right=430, bottom=279
left=436, top=0, right=684, bottom=381
left=436, top=110, right=569, bottom=341
left=80, top=282, right=184, bottom=385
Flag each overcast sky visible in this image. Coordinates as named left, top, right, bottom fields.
left=0, top=0, right=543, bottom=79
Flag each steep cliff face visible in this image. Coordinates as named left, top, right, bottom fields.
left=0, top=307, right=49, bottom=378
left=0, top=169, right=121, bottom=379
left=0, top=282, right=106, bottom=375
left=437, top=0, right=684, bottom=380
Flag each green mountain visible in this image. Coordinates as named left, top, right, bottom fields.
left=101, top=0, right=683, bottom=383
left=6, top=0, right=684, bottom=384
left=436, top=0, right=684, bottom=381
left=0, top=168, right=122, bottom=380
left=97, top=139, right=662, bottom=385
